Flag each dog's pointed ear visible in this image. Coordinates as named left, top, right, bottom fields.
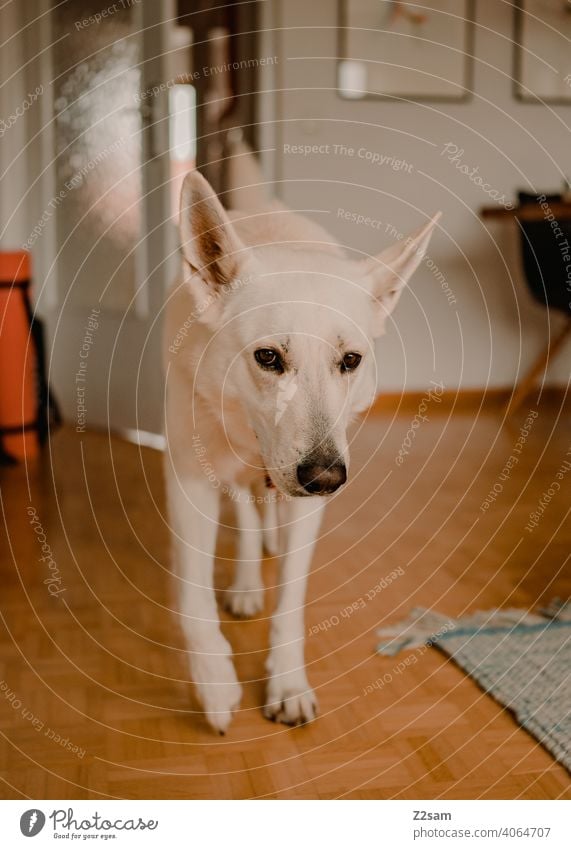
left=179, top=170, right=248, bottom=295
left=360, top=212, right=441, bottom=335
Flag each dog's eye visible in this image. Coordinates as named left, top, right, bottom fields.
left=341, top=352, right=362, bottom=372
left=254, top=348, right=284, bottom=372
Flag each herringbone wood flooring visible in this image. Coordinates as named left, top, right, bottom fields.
left=1, top=403, right=569, bottom=799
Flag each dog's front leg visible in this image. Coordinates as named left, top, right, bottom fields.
left=166, top=464, right=241, bottom=733
left=224, top=487, right=264, bottom=618
left=264, top=497, right=325, bottom=725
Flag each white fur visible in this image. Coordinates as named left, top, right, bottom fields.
left=164, top=164, right=439, bottom=731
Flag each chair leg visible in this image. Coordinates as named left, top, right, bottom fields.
left=505, top=317, right=571, bottom=417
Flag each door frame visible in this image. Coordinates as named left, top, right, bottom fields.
left=27, top=0, right=178, bottom=436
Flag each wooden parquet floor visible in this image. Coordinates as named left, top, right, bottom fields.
left=0, top=402, right=570, bottom=799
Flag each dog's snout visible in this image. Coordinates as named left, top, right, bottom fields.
left=297, top=458, right=347, bottom=495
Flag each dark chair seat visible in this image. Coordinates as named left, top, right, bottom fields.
left=517, top=192, right=571, bottom=316
left=500, top=192, right=571, bottom=415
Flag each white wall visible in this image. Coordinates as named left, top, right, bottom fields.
left=263, top=0, right=571, bottom=392
left=0, top=2, right=30, bottom=250
left=0, top=0, right=57, bottom=318
left=4, top=1, right=570, bottom=405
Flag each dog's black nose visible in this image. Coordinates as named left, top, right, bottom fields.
left=297, top=460, right=347, bottom=495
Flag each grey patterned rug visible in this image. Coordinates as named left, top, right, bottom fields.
left=377, top=599, right=571, bottom=773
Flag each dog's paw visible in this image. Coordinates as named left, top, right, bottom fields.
left=264, top=676, right=318, bottom=726
left=224, top=585, right=264, bottom=618
left=192, top=654, right=242, bottom=733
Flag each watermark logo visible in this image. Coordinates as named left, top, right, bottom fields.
left=49, top=808, right=158, bottom=834
left=395, top=380, right=444, bottom=465
left=275, top=372, right=298, bottom=424
left=0, top=86, right=43, bottom=139
left=26, top=506, right=66, bottom=597
left=20, top=809, right=46, bottom=837
left=440, top=142, right=514, bottom=210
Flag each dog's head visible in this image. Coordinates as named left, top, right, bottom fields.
left=179, top=172, right=439, bottom=497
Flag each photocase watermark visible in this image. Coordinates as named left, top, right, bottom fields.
left=27, top=506, right=66, bottom=597
left=384, top=222, right=456, bottom=306
left=74, top=0, right=141, bottom=31
left=283, top=142, right=414, bottom=173
left=48, top=808, right=158, bottom=836
left=0, top=85, right=43, bottom=138
left=75, top=308, right=101, bottom=433
left=168, top=274, right=252, bottom=354
left=395, top=381, right=444, bottom=466
left=480, top=408, right=538, bottom=513
left=20, top=810, right=46, bottom=837
left=22, top=137, right=127, bottom=250
left=0, top=680, right=86, bottom=758
left=363, top=620, right=453, bottom=695
left=308, top=566, right=405, bottom=636
left=524, top=447, right=571, bottom=532
left=441, top=142, right=514, bottom=210
left=136, top=55, right=278, bottom=102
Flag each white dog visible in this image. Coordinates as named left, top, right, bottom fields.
left=164, top=163, right=439, bottom=732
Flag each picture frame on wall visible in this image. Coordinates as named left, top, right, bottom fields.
left=337, top=0, right=475, bottom=102
left=514, top=0, right=571, bottom=103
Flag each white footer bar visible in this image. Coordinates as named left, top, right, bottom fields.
left=1, top=800, right=569, bottom=848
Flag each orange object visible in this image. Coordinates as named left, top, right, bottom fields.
left=0, top=251, right=40, bottom=461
